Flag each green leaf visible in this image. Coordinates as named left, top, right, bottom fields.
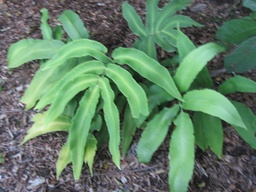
left=174, top=42, right=225, bottom=92
left=7, top=39, right=64, bottom=68
left=84, top=134, right=98, bottom=175
left=193, top=67, right=214, bottom=89
left=218, top=75, right=256, bottom=94
left=122, top=2, right=147, bottom=37
left=182, top=89, right=247, bottom=129
left=52, top=26, right=63, bottom=40
left=146, top=0, right=160, bottom=33
left=35, top=60, right=105, bottom=110
left=40, top=8, right=52, bottom=40
left=56, top=141, right=71, bottom=180
left=100, top=78, right=120, bottom=168
left=154, top=33, right=176, bottom=52
left=122, top=105, right=137, bottom=156
left=138, top=105, right=180, bottom=163
left=112, top=47, right=182, bottom=101
left=155, top=0, right=190, bottom=31
left=224, top=36, right=256, bottom=73
left=177, top=29, right=196, bottom=60
left=193, top=112, right=223, bottom=158
left=44, top=74, right=100, bottom=125
left=243, top=0, right=256, bottom=11
left=161, top=29, right=177, bottom=47
left=169, top=111, right=194, bottom=192
left=106, top=64, right=148, bottom=118
left=58, top=10, right=89, bottom=40
left=41, top=39, right=111, bottom=70
left=134, top=36, right=157, bottom=60
left=162, top=15, right=203, bottom=30
left=21, top=60, right=76, bottom=110
left=21, top=113, right=71, bottom=145
left=69, top=85, right=100, bottom=180
left=217, top=17, right=256, bottom=45
left=232, top=101, right=256, bottom=149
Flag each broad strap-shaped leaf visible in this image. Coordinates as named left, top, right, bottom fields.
left=56, top=140, right=71, bottom=180
left=84, top=134, right=98, bottom=175
left=21, top=113, right=71, bottom=145
left=232, top=101, right=256, bottom=149
left=224, top=36, right=256, bottom=73
left=41, top=39, right=111, bottom=70
left=216, top=17, right=256, bottom=45
left=21, top=60, right=76, bottom=110
left=58, top=10, right=89, bottom=40
left=174, top=42, right=225, bottom=92
left=218, top=75, right=256, bottom=94
left=112, top=47, right=182, bottom=101
left=44, top=74, right=100, bottom=125
left=182, top=89, right=247, bottom=129
left=162, top=15, right=203, bottom=30
left=134, top=36, right=157, bottom=60
left=177, top=29, right=196, bottom=60
left=155, top=0, right=190, bottom=31
left=7, top=39, right=64, bottom=68
left=146, top=0, right=160, bottom=33
left=122, top=2, right=147, bottom=37
left=106, top=63, right=149, bottom=118
left=193, top=112, right=223, bottom=158
left=192, top=67, right=214, bottom=89
left=100, top=78, right=120, bottom=168
left=243, top=0, right=256, bottom=11
left=161, top=29, right=177, bottom=47
left=122, top=105, right=138, bottom=156
left=169, top=111, right=194, bottom=192
left=35, top=60, right=105, bottom=109
left=138, top=105, right=180, bottom=163
left=40, top=8, right=52, bottom=40
left=69, top=85, right=100, bottom=180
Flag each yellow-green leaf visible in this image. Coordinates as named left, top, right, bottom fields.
left=40, top=8, right=52, bottom=40
left=56, top=141, right=71, bottom=180
left=169, top=111, right=194, bottom=192
left=84, top=134, right=97, bottom=175
left=182, top=89, right=247, bottom=129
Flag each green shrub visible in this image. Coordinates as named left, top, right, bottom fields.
left=7, top=3, right=256, bottom=192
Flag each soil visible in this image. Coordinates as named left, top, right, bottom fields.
left=0, top=0, right=256, bottom=191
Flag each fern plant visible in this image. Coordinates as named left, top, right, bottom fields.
left=122, top=0, right=202, bottom=60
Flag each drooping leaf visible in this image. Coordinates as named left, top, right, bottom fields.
left=138, top=105, right=180, bottom=163
left=169, top=111, right=194, bottom=192
left=58, top=9, right=89, bottom=40
left=243, top=0, right=256, bottom=11
left=224, top=36, right=256, bottom=73
left=217, top=17, right=256, bottom=45
left=106, top=64, right=149, bottom=118
left=40, top=8, right=52, bottom=40
left=100, top=78, right=120, bottom=168
left=84, top=134, right=98, bottom=175
left=134, top=36, right=157, bottom=60
left=112, top=47, right=182, bottom=101
left=44, top=74, right=100, bottom=125
left=69, top=85, right=100, bottom=180
left=174, top=43, right=225, bottom=92
left=7, top=39, right=64, bottom=68
left=35, top=60, right=105, bottom=109
left=56, top=141, right=71, bottom=180
left=182, top=89, right=247, bottom=128
left=122, top=105, right=138, bottom=156
left=122, top=2, right=147, bottom=37
left=218, top=75, right=256, bottom=94
left=21, top=113, right=71, bottom=145
left=162, top=15, right=203, bottom=30
left=193, top=112, right=223, bottom=158
left=146, top=0, right=160, bottom=33
left=21, top=60, right=76, bottom=110
left=232, top=101, right=256, bottom=149
left=41, top=39, right=111, bottom=70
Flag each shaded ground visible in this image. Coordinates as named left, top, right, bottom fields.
left=0, top=0, right=256, bottom=191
